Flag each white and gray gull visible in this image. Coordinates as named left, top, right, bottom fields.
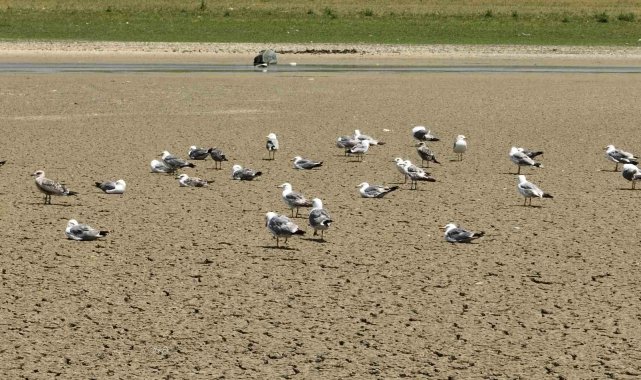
left=441, top=223, right=484, bottom=243
left=266, top=133, right=279, bottom=160
left=231, top=164, right=262, bottom=181
left=292, top=156, right=323, bottom=170
left=265, top=211, right=305, bottom=247
left=412, top=125, right=440, bottom=142
left=357, top=182, right=399, bottom=198
left=95, top=179, right=126, bottom=195
left=605, top=144, right=638, bottom=172
left=160, top=150, right=195, bottom=172
left=622, top=163, right=641, bottom=189
left=279, top=182, right=313, bottom=217
left=517, top=175, right=553, bottom=206
left=177, top=173, right=208, bottom=187
left=509, top=146, right=543, bottom=174
left=65, top=219, right=108, bottom=241
left=188, top=146, right=212, bottom=160
left=308, top=198, right=333, bottom=240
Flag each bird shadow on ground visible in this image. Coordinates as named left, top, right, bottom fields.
left=27, top=202, right=76, bottom=207
left=259, top=245, right=298, bottom=251
left=303, top=238, right=326, bottom=243
left=510, top=204, right=543, bottom=208
left=617, top=187, right=639, bottom=191
left=599, top=169, right=618, bottom=172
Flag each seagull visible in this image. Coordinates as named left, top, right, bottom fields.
left=402, top=160, right=436, bottom=190
left=265, top=212, right=305, bottom=247
left=412, top=126, right=440, bottom=142
left=278, top=182, right=313, bottom=217
left=160, top=150, right=195, bottom=172
left=353, top=129, right=384, bottom=145
left=177, top=173, right=208, bottom=187
left=453, top=135, right=467, bottom=161
left=150, top=159, right=172, bottom=173
left=210, top=148, right=228, bottom=170
left=266, top=133, right=279, bottom=160
left=188, top=146, right=212, bottom=160
left=95, top=179, right=126, bottom=195
left=231, top=164, right=262, bottom=181
left=517, top=147, right=544, bottom=159
left=517, top=175, right=553, bottom=206
left=509, top=146, right=543, bottom=174
left=605, top=145, right=638, bottom=172
left=622, top=163, right=641, bottom=189
left=292, top=156, right=323, bottom=170
left=441, top=223, right=484, bottom=243
left=357, top=182, right=399, bottom=198
left=308, top=198, right=333, bottom=240
left=65, top=219, right=108, bottom=241
left=31, top=170, right=78, bottom=205
left=336, top=136, right=359, bottom=156
left=416, top=142, right=440, bottom=168
left=394, top=157, right=409, bottom=183
left=349, top=139, right=370, bottom=161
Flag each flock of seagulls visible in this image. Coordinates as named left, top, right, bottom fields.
left=9, top=125, right=638, bottom=245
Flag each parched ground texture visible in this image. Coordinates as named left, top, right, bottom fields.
left=1, top=43, right=641, bottom=379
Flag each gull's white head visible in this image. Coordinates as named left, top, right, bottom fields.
left=31, top=170, right=45, bottom=178
left=178, top=174, right=189, bottom=180
left=394, top=157, right=404, bottom=165
left=518, top=175, right=527, bottom=183
left=232, top=164, right=242, bottom=172
left=441, top=223, right=457, bottom=233
left=278, top=182, right=292, bottom=191
left=67, top=219, right=79, bottom=229
left=456, top=135, right=467, bottom=140
left=267, top=133, right=277, bottom=139
left=412, top=125, right=426, bottom=133
left=189, top=145, right=197, bottom=151
left=160, top=150, right=171, bottom=158
left=292, top=156, right=302, bottom=161
left=311, top=198, right=323, bottom=209
left=353, top=129, right=362, bottom=137
left=605, top=144, right=615, bottom=151
left=509, top=146, right=519, bottom=155
left=265, top=211, right=277, bottom=226
left=116, top=179, right=126, bottom=187
left=356, top=182, right=369, bottom=189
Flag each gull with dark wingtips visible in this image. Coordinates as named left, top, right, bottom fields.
left=293, top=156, right=323, bottom=170
left=349, top=139, right=370, bottom=161
left=95, top=179, right=126, bottom=195
left=605, top=145, right=638, bottom=172
left=150, top=159, right=172, bottom=173
left=65, top=219, right=109, bottom=241
left=231, top=164, right=262, bottom=181
left=622, top=163, right=641, bottom=189
left=177, top=174, right=208, bottom=187
left=188, top=146, right=212, bottom=160
left=160, top=150, right=195, bottom=172
left=266, top=133, right=279, bottom=160
left=308, top=198, right=333, bottom=240
left=509, top=146, right=543, bottom=174
left=402, top=159, right=436, bottom=190
left=441, top=223, right=484, bottom=243
left=279, top=182, right=313, bottom=217
left=357, top=182, right=399, bottom=198
left=265, top=212, right=305, bottom=247
left=412, top=125, right=440, bottom=142
left=517, top=175, right=553, bottom=206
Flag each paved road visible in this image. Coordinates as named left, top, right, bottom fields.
left=0, top=63, right=640, bottom=74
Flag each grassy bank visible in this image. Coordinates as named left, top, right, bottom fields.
left=0, top=1, right=639, bottom=46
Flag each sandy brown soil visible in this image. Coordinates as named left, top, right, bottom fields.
left=2, top=45, right=641, bottom=378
